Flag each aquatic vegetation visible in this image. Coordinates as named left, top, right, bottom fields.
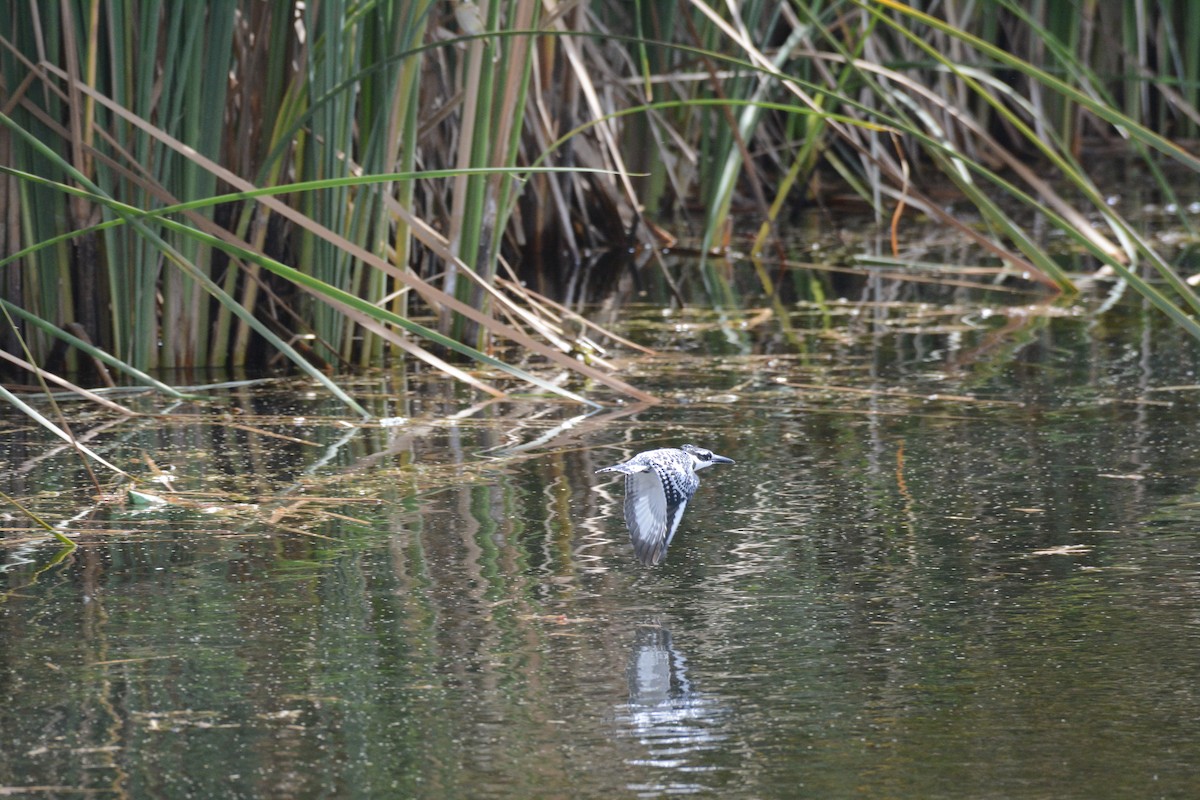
left=1, top=0, right=1198, bottom=425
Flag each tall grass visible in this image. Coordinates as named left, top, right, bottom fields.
left=581, top=0, right=1200, bottom=326
left=2, top=1, right=1200, bottom=422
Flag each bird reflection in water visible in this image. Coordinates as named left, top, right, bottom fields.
left=616, top=620, right=729, bottom=792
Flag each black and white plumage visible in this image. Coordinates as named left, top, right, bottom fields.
left=595, top=444, right=734, bottom=566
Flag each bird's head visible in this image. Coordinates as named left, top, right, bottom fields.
left=680, top=443, right=735, bottom=471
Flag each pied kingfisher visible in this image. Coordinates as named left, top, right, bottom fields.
left=595, top=444, right=735, bottom=566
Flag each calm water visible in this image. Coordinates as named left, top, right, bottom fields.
left=4, top=293, right=1200, bottom=798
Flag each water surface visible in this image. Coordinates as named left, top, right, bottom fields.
left=3, top=294, right=1200, bottom=798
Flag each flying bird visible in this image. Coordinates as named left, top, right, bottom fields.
left=595, top=444, right=734, bottom=565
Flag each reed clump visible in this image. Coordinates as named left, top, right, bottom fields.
left=2, top=1, right=1199, bottom=415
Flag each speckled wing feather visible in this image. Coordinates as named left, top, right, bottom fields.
left=621, top=469, right=668, bottom=565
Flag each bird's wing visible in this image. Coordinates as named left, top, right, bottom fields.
left=624, top=466, right=695, bottom=566
left=623, top=470, right=671, bottom=565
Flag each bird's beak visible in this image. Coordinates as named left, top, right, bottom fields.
left=712, top=454, right=734, bottom=465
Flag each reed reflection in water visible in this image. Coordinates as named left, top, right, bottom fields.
left=6, top=299, right=1200, bottom=797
